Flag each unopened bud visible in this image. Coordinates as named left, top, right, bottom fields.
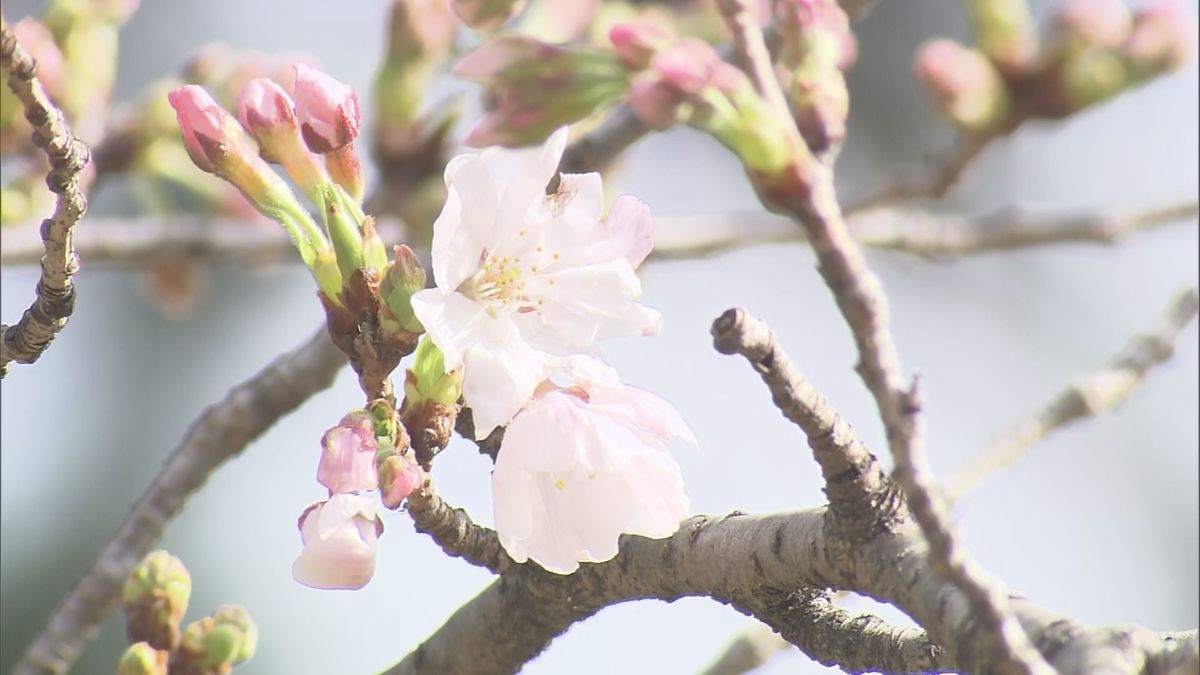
left=168, top=85, right=327, bottom=268
left=117, top=642, right=168, bottom=675
left=294, top=65, right=362, bottom=154
left=1051, top=0, right=1132, bottom=51
left=210, top=605, right=259, bottom=665
left=376, top=447, right=425, bottom=509
left=122, top=550, right=191, bottom=651
left=380, top=244, right=427, bottom=335
left=455, top=36, right=630, bottom=147
left=236, top=78, right=331, bottom=204
left=609, top=21, right=674, bottom=70
left=961, top=0, right=1037, bottom=74
left=401, top=338, right=462, bottom=465
left=1123, top=0, right=1198, bottom=73
left=452, top=0, right=527, bottom=31
left=915, top=39, right=1011, bottom=133
left=1059, top=48, right=1131, bottom=110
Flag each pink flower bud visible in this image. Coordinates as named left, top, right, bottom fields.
left=451, top=0, right=527, bottom=31
left=914, top=39, right=1011, bottom=132
left=292, top=494, right=382, bottom=590
left=167, top=85, right=253, bottom=174
left=627, top=76, right=685, bottom=130
left=316, top=412, right=378, bottom=494
left=609, top=21, right=673, bottom=70
left=293, top=65, right=361, bottom=153
left=455, top=36, right=629, bottom=147
left=236, top=78, right=299, bottom=151
left=1053, top=0, right=1132, bottom=49
left=1124, top=0, right=1198, bottom=71
left=377, top=454, right=424, bottom=509
left=652, top=39, right=722, bottom=96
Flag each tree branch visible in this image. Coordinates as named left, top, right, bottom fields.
left=0, top=17, right=90, bottom=377
left=388, top=501, right=1190, bottom=674
left=710, top=306, right=898, bottom=538
left=13, top=329, right=345, bottom=675
left=845, top=134, right=992, bottom=214
left=770, top=149, right=1049, bottom=671
left=405, top=478, right=513, bottom=574
left=715, top=0, right=791, bottom=121
left=947, top=287, right=1200, bottom=501
left=7, top=202, right=1192, bottom=269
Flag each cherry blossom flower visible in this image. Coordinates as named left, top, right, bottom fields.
left=410, top=128, right=661, bottom=438
left=492, top=378, right=693, bottom=573
left=292, top=494, right=382, bottom=590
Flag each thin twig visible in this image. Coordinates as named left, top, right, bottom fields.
left=844, top=134, right=992, bottom=215
left=405, top=477, right=513, bottom=574
left=774, top=157, right=1049, bottom=671
left=946, top=288, right=1200, bottom=502
left=698, top=623, right=790, bottom=675
left=715, top=0, right=791, bottom=121
left=0, top=17, right=90, bottom=377
left=887, top=382, right=1054, bottom=675
left=13, top=329, right=346, bottom=675
left=6, top=202, right=1193, bottom=268
left=711, top=307, right=897, bottom=536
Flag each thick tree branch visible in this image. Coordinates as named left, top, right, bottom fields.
left=390, top=502, right=1190, bottom=674
left=13, top=329, right=345, bottom=675
left=0, top=17, right=90, bottom=377
left=710, top=306, right=898, bottom=538
left=947, top=287, right=1200, bottom=501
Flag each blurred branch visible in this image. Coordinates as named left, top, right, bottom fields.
left=14, top=329, right=345, bottom=675
left=0, top=17, right=90, bottom=377
left=11, top=201, right=1190, bottom=269
left=845, top=135, right=991, bottom=214
left=946, top=287, right=1200, bottom=502
left=650, top=201, right=1200, bottom=260
left=716, top=0, right=791, bottom=120
left=698, top=623, right=790, bottom=675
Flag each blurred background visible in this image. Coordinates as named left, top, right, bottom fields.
left=1, top=0, right=1197, bottom=673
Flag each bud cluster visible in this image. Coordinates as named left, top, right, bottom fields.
left=169, top=66, right=431, bottom=399
left=916, top=0, right=1197, bottom=131
left=293, top=405, right=423, bottom=590
left=119, top=551, right=257, bottom=674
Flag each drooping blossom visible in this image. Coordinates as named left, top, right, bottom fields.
left=316, top=412, right=378, bottom=495
left=492, top=377, right=693, bottom=574
left=410, top=127, right=661, bottom=438
left=292, top=494, right=382, bottom=590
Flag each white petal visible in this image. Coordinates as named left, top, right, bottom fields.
left=460, top=320, right=549, bottom=438
left=602, top=194, right=655, bottom=269
left=433, top=154, right=495, bottom=290
left=410, top=290, right=487, bottom=371
left=586, top=384, right=697, bottom=445
left=524, top=260, right=659, bottom=352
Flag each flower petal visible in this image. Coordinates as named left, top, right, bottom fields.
left=460, top=319, right=550, bottom=438
left=410, top=289, right=488, bottom=371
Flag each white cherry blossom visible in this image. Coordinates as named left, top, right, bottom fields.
left=292, top=494, right=382, bottom=590
left=411, top=128, right=661, bottom=439
left=492, top=377, right=694, bottom=574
